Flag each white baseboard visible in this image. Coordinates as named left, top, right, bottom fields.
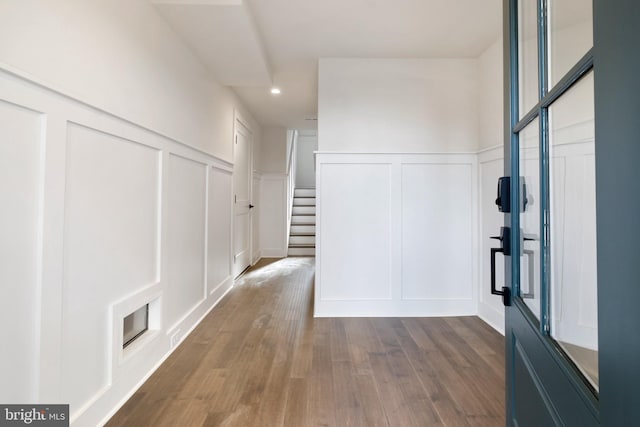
left=478, top=303, right=505, bottom=335
left=314, top=299, right=477, bottom=318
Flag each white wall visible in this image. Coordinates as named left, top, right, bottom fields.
left=478, top=38, right=504, bottom=151
left=0, top=0, right=259, bottom=162
left=259, top=174, right=288, bottom=257
left=0, top=1, right=264, bottom=425
left=316, top=58, right=481, bottom=317
left=295, top=132, right=317, bottom=188
left=260, top=127, right=287, bottom=173
left=318, top=58, right=479, bottom=153
left=255, top=127, right=287, bottom=257
left=286, top=129, right=294, bottom=171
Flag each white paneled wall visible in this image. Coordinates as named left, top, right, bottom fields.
left=478, top=146, right=506, bottom=333
left=401, top=163, right=474, bottom=301
left=62, top=124, right=162, bottom=413
left=319, top=161, right=393, bottom=302
left=0, top=68, right=234, bottom=426
left=0, top=100, right=43, bottom=404
left=166, top=154, right=207, bottom=329
left=208, top=167, right=233, bottom=294
left=315, top=153, right=478, bottom=317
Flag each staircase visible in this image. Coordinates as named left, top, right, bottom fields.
left=288, top=188, right=316, bottom=256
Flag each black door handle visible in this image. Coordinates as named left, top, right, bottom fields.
left=490, top=247, right=511, bottom=306
left=249, top=204, right=254, bottom=209
left=490, top=226, right=511, bottom=256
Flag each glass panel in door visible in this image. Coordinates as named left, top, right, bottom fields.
left=518, top=118, right=541, bottom=320
left=548, top=0, right=593, bottom=87
left=549, top=71, right=598, bottom=390
left=518, top=0, right=539, bottom=118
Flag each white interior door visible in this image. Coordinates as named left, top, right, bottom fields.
left=233, top=119, right=252, bottom=277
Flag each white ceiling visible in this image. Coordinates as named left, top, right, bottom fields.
left=153, top=0, right=502, bottom=130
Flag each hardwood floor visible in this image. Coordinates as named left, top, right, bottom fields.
left=107, top=257, right=505, bottom=427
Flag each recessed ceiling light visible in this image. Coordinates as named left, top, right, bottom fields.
left=270, top=87, right=281, bottom=95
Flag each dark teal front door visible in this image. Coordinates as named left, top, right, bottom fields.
left=502, top=0, right=640, bottom=425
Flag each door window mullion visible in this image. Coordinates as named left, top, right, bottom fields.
left=538, top=0, right=551, bottom=335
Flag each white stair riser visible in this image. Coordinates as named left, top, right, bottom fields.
left=294, top=188, right=316, bottom=198
left=292, top=206, right=315, bottom=215
left=291, top=215, right=315, bottom=224
left=291, top=225, right=315, bottom=234
left=290, top=235, right=315, bottom=245
left=293, top=198, right=316, bottom=206
left=288, top=247, right=315, bottom=256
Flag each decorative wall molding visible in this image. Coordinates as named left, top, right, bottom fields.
left=0, top=66, right=236, bottom=426
left=315, top=152, right=478, bottom=317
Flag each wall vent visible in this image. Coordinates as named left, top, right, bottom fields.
left=123, top=304, right=149, bottom=348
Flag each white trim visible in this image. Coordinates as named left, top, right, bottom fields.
left=0, top=63, right=234, bottom=166
left=315, top=150, right=484, bottom=156
left=479, top=306, right=506, bottom=336
left=476, top=143, right=504, bottom=154
left=111, top=285, right=163, bottom=369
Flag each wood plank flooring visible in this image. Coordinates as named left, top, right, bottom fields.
left=107, top=257, right=505, bottom=427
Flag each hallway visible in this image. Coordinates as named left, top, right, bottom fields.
left=107, top=258, right=505, bottom=427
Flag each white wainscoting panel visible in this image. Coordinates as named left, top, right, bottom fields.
left=401, top=163, right=474, bottom=301
left=259, top=173, right=287, bottom=258
left=207, top=166, right=233, bottom=295
left=0, top=100, right=43, bottom=403
left=478, top=146, right=506, bottom=333
left=316, top=153, right=476, bottom=316
left=166, top=154, right=207, bottom=329
left=319, top=162, right=393, bottom=302
left=62, top=123, right=161, bottom=412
